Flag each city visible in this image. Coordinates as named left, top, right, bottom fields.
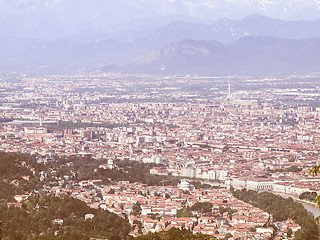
left=1, top=73, right=320, bottom=239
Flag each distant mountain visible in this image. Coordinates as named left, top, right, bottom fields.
left=138, top=15, right=320, bottom=47
left=121, top=37, right=320, bottom=76
left=1, top=11, right=320, bottom=75
left=235, top=15, right=320, bottom=41
left=0, top=0, right=320, bottom=43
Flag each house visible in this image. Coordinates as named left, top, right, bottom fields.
left=85, top=213, right=95, bottom=220
left=7, top=202, right=22, bottom=208
left=53, top=219, right=64, bottom=224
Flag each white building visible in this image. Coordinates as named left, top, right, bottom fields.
left=246, top=180, right=274, bottom=191
left=180, top=167, right=196, bottom=178
left=178, top=180, right=194, bottom=191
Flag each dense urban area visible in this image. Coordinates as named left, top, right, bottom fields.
left=1, top=73, right=320, bottom=240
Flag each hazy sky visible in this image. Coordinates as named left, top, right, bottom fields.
left=0, top=0, right=318, bottom=41
left=1, top=0, right=320, bottom=22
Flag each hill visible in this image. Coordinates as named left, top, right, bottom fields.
left=0, top=152, right=131, bottom=239
left=1, top=15, right=320, bottom=74
left=1, top=195, right=130, bottom=240
left=121, top=37, right=320, bottom=75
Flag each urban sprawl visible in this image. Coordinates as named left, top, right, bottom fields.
left=1, top=73, right=320, bottom=239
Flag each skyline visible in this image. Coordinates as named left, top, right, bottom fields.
left=1, top=1, right=320, bottom=239
left=0, top=73, right=320, bottom=239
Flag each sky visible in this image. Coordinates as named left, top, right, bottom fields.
left=0, top=0, right=319, bottom=41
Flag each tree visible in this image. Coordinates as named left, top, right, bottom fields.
left=0, top=194, right=131, bottom=239
left=219, top=206, right=232, bottom=216
left=128, top=228, right=218, bottom=240
left=110, top=236, right=121, bottom=240
left=177, top=202, right=213, bottom=218
left=232, top=189, right=319, bottom=240
left=299, top=192, right=317, bottom=202
left=177, top=208, right=193, bottom=218
left=309, top=165, right=320, bottom=223
left=223, top=233, right=233, bottom=240
left=131, top=202, right=142, bottom=216
left=108, top=189, right=115, bottom=194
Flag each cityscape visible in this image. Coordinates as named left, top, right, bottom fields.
left=1, top=73, right=320, bottom=239
left=1, top=0, right=320, bottom=239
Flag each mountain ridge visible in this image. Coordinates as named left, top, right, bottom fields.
left=1, top=14, right=320, bottom=75
left=119, top=37, right=320, bottom=76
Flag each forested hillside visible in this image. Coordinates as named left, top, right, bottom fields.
left=1, top=195, right=130, bottom=240
left=232, top=189, right=318, bottom=240
left=0, top=152, right=130, bottom=239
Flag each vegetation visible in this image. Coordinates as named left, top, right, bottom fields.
left=0, top=152, right=33, bottom=180
left=0, top=152, right=131, bottom=239
left=219, top=206, right=236, bottom=216
left=42, top=154, right=179, bottom=187
left=309, top=165, right=320, bottom=224
left=269, top=165, right=302, bottom=173
left=128, top=228, right=217, bottom=240
left=190, top=202, right=213, bottom=214
left=232, top=189, right=318, bottom=240
left=0, top=195, right=130, bottom=240
left=4, top=151, right=319, bottom=240
left=177, top=202, right=213, bottom=217
left=0, top=182, right=17, bottom=201
left=45, top=120, right=122, bottom=131
left=299, top=192, right=317, bottom=203
left=131, top=202, right=142, bottom=216
left=0, top=152, right=46, bottom=199
left=0, top=117, right=13, bottom=123
left=223, top=233, right=233, bottom=240
left=70, top=158, right=180, bottom=186
left=190, top=181, right=213, bottom=189
left=176, top=208, right=193, bottom=218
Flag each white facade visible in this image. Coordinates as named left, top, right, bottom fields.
left=246, top=180, right=274, bottom=191
left=181, top=167, right=196, bottom=178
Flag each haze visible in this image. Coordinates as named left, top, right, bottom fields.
left=1, top=0, right=320, bottom=75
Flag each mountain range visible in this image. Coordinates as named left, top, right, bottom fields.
left=121, top=37, right=320, bottom=75
left=1, top=1, right=320, bottom=42
left=1, top=3, right=320, bottom=76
